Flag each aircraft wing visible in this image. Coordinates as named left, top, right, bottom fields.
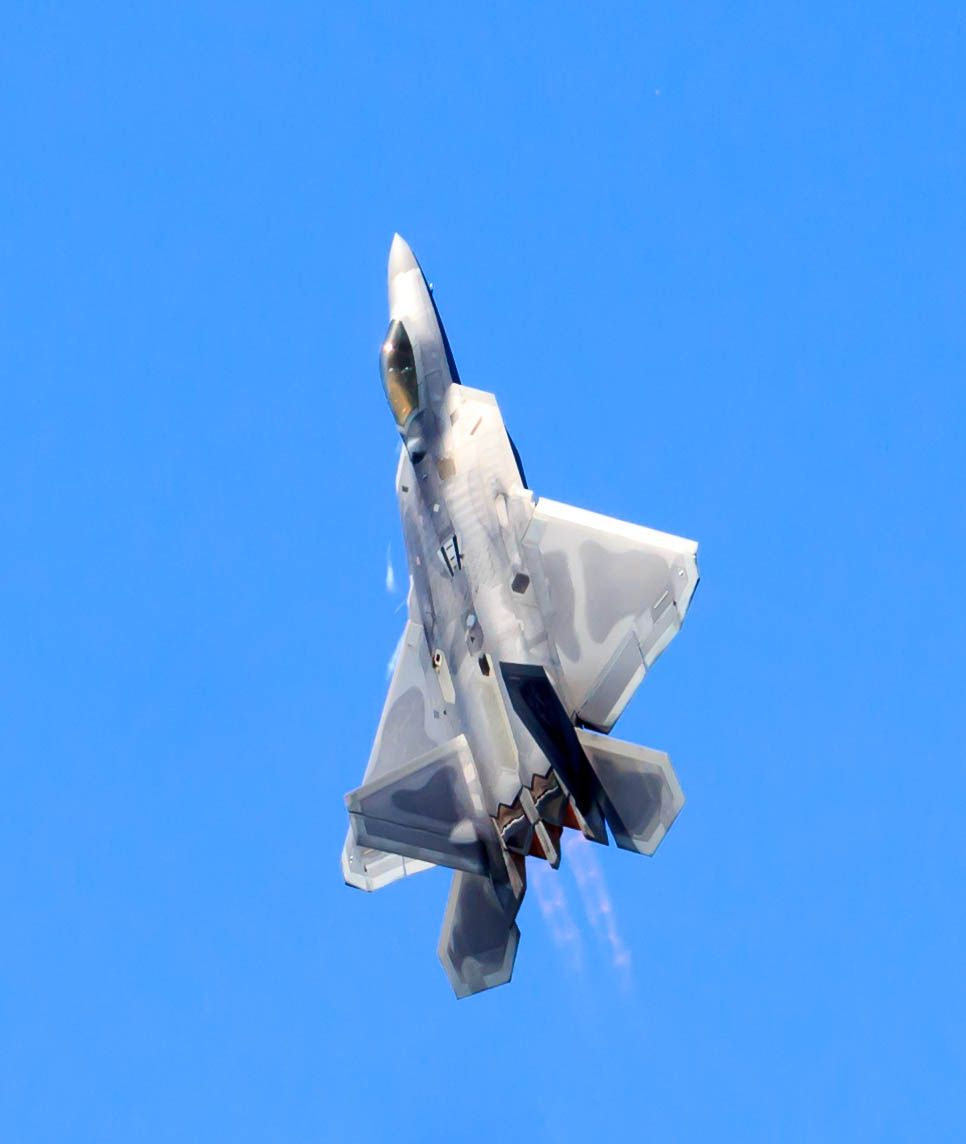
left=362, top=609, right=459, bottom=783
left=521, top=498, right=699, bottom=732
left=343, top=604, right=487, bottom=887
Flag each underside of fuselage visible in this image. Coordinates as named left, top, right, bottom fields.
left=343, top=235, right=699, bottom=998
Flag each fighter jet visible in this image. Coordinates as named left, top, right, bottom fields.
left=342, top=235, right=699, bottom=997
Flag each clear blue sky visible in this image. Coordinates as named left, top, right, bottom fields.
left=2, top=4, right=964, bottom=1141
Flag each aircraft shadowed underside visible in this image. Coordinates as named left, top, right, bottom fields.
left=342, top=236, right=699, bottom=998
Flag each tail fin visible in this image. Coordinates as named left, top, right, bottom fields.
left=341, top=827, right=435, bottom=892
left=500, top=661, right=608, bottom=843
left=344, top=735, right=490, bottom=879
left=576, top=728, right=685, bottom=855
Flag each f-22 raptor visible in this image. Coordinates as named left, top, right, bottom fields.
left=342, top=235, right=700, bottom=997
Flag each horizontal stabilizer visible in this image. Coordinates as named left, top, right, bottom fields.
left=438, top=870, right=521, bottom=999
left=576, top=728, right=685, bottom=855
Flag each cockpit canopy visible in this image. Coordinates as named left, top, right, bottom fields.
left=380, top=320, right=419, bottom=429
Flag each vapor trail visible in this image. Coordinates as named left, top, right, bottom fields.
left=529, top=859, right=584, bottom=973
left=563, top=832, right=633, bottom=990
left=385, top=545, right=397, bottom=594
left=386, top=626, right=405, bottom=680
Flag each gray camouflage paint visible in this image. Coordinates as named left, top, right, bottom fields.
left=341, top=236, right=699, bottom=997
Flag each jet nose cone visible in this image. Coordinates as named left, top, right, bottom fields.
left=388, top=233, right=419, bottom=283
